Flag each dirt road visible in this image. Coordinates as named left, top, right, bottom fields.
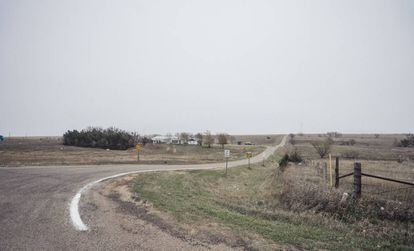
left=0, top=136, right=286, bottom=250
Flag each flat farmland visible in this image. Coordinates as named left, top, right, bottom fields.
left=0, top=137, right=266, bottom=167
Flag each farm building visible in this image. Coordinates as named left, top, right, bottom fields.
left=187, top=138, right=198, bottom=145
left=151, top=135, right=180, bottom=144
left=151, top=135, right=200, bottom=145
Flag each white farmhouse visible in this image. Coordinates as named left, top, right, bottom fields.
left=152, top=135, right=181, bottom=144
left=151, top=135, right=170, bottom=144
left=187, top=138, right=198, bottom=145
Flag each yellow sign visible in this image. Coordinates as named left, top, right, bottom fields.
left=135, top=144, right=142, bottom=151
left=246, top=152, right=252, bottom=158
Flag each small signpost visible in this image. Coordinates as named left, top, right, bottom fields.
left=224, top=149, right=230, bottom=176
left=246, top=152, right=252, bottom=169
left=262, top=152, right=266, bottom=167
left=135, top=144, right=142, bottom=161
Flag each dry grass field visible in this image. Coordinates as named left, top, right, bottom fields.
left=292, top=133, right=414, bottom=161
left=286, top=134, right=414, bottom=202
left=116, top=134, right=414, bottom=250
left=0, top=137, right=265, bottom=167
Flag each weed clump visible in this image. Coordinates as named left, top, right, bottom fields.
left=278, top=151, right=303, bottom=169
left=279, top=175, right=414, bottom=223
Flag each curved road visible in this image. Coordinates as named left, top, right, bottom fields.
left=0, top=136, right=286, bottom=250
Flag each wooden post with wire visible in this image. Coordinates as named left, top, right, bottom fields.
left=329, top=154, right=333, bottom=187
left=353, top=162, right=362, bottom=199
left=334, top=157, right=339, bottom=188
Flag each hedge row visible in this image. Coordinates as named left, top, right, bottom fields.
left=63, top=127, right=135, bottom=150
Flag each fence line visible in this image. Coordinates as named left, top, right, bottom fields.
left=332, top=158, right=414, bottom=198
left=360, top=172, right=414, bottom=186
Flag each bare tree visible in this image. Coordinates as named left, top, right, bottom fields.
left=140, top=136, right=151, bottom=146
left=289, top=133, right=295, bottom=145
left=195, top=133, right=203, bottom=146
left=229, top=135, right=236, bottom=144
left=203, top=131, right=214, bottom=148
left=311, top=139, right=332, bottom=158
left=179, top=132, right=190, bottom=144
left=217, top=133, right=229, bottom=149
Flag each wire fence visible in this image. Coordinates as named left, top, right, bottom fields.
left=334, top=159, right=414, bottom=203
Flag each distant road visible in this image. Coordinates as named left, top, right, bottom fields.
left=0, top=136, right=286, bottom=250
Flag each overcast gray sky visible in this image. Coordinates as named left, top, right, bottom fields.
left=1, top=0, right=413, bottom=136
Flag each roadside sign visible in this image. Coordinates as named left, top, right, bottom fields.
left=224, top=150, right=230, bottom=176
left=246, top=152, right=252, bottom=169
left=136, top=144, right=142, bottom=162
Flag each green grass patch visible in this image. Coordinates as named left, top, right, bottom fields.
left=131, top=160, right=412, bottom=250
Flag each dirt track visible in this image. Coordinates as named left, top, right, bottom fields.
left=0, top=136, right=286, bottom=250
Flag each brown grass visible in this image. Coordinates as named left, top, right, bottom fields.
left=277, top=134, right=414, bottom=246
left=0, top=137, right=265, bottom=167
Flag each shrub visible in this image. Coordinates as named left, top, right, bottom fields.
left=311, top=139, right=332, bottom=158
left=278, top=154, right=289, bottom=169
left=278, top=151, right=303, bottom=169
left=288, top=133, right=295, bottom=145
left=289, top=150, right=303, bottom=163
left=63, top=127, right=135, bottom=150
left=399, top=134, right=414, bottom=147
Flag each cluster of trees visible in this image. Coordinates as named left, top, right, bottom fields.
left=202, top=131, right=232, bottom=148
left=176, top=131, right=231, bottom=148
left=63, top=127, right=234, bottom=150
left=63, top=127, right=136, bottom=150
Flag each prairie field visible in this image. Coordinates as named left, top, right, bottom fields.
left=0, top=136, right=265, bottom=167
left=112, top=134, right=414, bottom=250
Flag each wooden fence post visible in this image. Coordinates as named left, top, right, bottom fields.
left=353, top=162, right=361, bottom=199
left=323, top=162, right=328, bottom=185
left=335, top=157, right=339, bottom=188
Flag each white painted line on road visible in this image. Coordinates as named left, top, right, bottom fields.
left=70, top=167, right=210, bottom=231
left=70, top=170, right=159, bottom=231
left=69, top=136, right=287, bottom=231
